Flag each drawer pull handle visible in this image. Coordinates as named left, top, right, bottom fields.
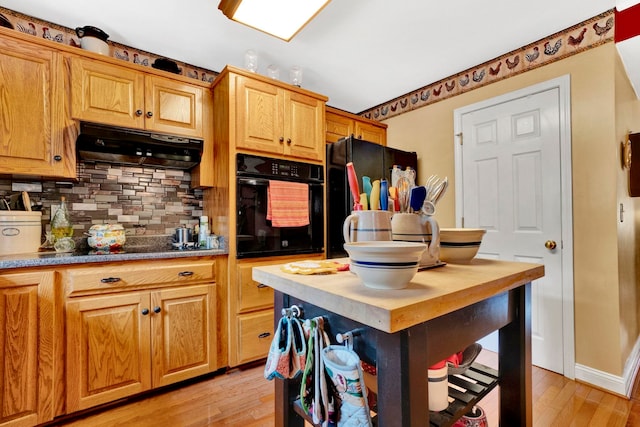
left=141, top=308, right=150, bottom=315
left=178, top=271, right=194, bottom=277
left=153, top=306, right=162, bottom=314
left=257, top=283, right=268, bottom=288
left=258, top=332, right=271, bottom=339
left=100, top=277, right=121, bottom=283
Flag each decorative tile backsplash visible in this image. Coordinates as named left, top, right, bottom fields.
left=0, top=162, right=204, bottom=238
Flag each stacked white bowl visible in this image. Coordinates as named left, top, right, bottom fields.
left=344, top=241, right=427, bottom=289
left=439, top=228, right=486, bottom=263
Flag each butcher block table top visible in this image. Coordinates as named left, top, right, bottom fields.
left=252, top=258, right=544, bottom=334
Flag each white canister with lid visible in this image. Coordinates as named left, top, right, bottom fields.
left=75, top=26, right=110, bottom=55
left=0, top=211, right=42, bottom=255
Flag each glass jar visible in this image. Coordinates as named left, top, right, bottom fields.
left=51, top=196, right=73, bottom=240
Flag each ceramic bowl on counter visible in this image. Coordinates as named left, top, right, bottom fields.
left=344, top=241, right=426, bottom=290
left=439, top=228, right=486, bottom=263
left=86, top=224, right=126, bottom=251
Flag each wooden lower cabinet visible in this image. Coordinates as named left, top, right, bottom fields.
left=66, top=283, right=216, bottom=412
left=0, top=270, right=56, bottom=427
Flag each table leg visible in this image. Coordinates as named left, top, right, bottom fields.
left=499, top=283, right=532, bottom=426
left=375, top=324, right=429, bottom=426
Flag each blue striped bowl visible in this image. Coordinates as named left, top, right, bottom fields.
left=439, top=228, right=486, bottom=263
left=344, top=241, right=426, bottom=289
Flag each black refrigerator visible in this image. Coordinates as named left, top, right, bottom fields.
left=326, top=135, right=418, bottom=258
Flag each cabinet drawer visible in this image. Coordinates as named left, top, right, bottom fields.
left=236, top=310, right=274, bottom=364
left=66, top=260, right=215, bottom=295
left=237, top=263, right=274, bottom=312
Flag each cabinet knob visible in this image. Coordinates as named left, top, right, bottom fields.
left=135, top=110, right=143, bottom=117
left=146, top=111, right=153, bottom=118
left=257, top=283, right=268, bottom=288
left=153, top=306, right=162, bottom=314
left=141, top=308, right=150, bottom=315
left=279, top=137, right=284, bottom=143
left=286, top=138, right=291, bottom=145
left=258, top=332, right=271, bottom=339
left=53, top=155, right=62, bottom=161
left=100, top=277, right=121, bottom=283
left=178, top=271, right=194, bottom=277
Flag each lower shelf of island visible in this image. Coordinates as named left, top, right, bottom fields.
left=291, top=362, right=499, bottom=427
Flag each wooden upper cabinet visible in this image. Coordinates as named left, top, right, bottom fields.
left=0, top=36, right=75, bottom=178
left=325, top=106, right=387, bottom=145
left=71, top=57, right=204, bottom=138
left=231, top=70, right=325, bottom=162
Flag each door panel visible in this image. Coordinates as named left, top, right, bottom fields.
left=461, top=87, right=564, bottom=374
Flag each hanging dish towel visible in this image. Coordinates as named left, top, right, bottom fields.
left=267, top=180, right=310, bottom=227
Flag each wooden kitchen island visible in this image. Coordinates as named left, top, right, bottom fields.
left=253, top=258, right=544, bottom=427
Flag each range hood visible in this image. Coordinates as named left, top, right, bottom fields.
left=76, top=122, right=203, bottom=170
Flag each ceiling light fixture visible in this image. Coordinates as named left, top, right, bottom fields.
left=218, top=0, right=331, bottom=42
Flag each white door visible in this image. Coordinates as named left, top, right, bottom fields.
left=454, top=76, right=574, bottom=376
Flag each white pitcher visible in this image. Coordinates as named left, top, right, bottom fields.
left=343, top=210, right=393, bottom=243
left=390, top=213, right=440, bottom=267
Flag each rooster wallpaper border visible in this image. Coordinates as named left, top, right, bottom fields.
left=0, top=6, right=219, bottom=83
left=359, top=9, right=615, bottom=121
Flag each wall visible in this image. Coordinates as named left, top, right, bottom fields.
left=0, top=161, right=204, bottom=238
left=384, top=42, right=640, bottom=379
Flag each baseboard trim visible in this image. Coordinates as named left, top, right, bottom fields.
left=574, top=337, right=640, bottom=397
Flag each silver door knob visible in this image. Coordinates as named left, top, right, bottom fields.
left=545, top=240, right=557, bottom=250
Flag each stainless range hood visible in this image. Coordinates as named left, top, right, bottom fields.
left=76, top=122, right=203, bottom=170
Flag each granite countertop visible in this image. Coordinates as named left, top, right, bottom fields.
left=0, top=235, right=228, bottom=270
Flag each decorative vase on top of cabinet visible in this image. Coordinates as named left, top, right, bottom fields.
left=0, top=30, right=76, bottom=178
left=325, top=105, right=387, bottom=145
left=70, top=56, right=205, bottom=138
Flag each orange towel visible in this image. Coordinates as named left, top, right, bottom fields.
left=267, top=180, right=310, bottom=227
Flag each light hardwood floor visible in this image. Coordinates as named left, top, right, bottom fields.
left=50, top=351, right=638, bottom=426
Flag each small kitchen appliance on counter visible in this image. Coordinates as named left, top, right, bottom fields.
left=0, top=211, right=42, bottom=255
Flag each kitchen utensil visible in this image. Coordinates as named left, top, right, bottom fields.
left=346, top=162, right=362, bottom=211
left=405, top=167, right=416, bottom=187
left=388, top=186, right=399, bottom=212
left=432, top=177, right=449, bottom=205
left=362, top=176, right=372, bottom=207
left=409, top=186, right=426, bottom=213
left=397, top=176, right=410, bottom=213
left=380, top=179, right=389, bottom=211
left=21, top=191, right=31, bottom=211
left=75, top=25, right=110, bottom=55
left=370, top=180, right=380, bottom=210
left=359, top=193, right=369, bottom=210
left=422, top=200, right=436, bottom=216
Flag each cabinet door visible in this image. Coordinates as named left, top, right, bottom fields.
left=0, top=271, right=55, bottom=426
left=284, top=91, right=325, bottom=161
left=0, top=38, right=72, bottom=177
left=235, top=75, right=284, bottom=154
left=66, top=292, right=152, bottom=412
left=71, top=57, right=145, bottom=129
left=326, top=110, right=354, bottom=143
left=151, top=284, right=216, bottom=387
left=355, top=121, right=387, bottom=145
left=145, top=76, right=203, bottom=138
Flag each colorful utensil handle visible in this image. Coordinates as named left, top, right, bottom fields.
left=380, top=179, right=388, bottom=210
